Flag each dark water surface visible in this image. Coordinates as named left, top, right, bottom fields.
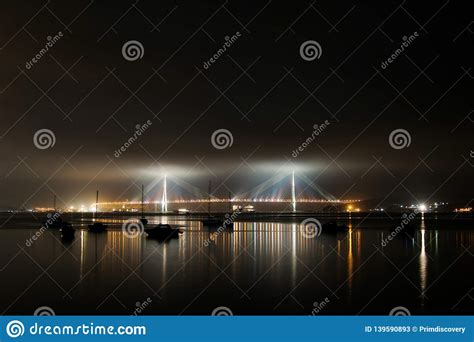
left=0, top=213, right=472, bottom=315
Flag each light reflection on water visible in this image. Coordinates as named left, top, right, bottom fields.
left=0, top=216, right=472, bottom=315
left=419, top=219, right=428, bottom=301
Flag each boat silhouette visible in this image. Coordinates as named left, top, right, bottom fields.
left=201, top=181, right=234, bottom=230
left=322, top=221, right=349, bottom=234
left=145, top=224, right=180, bottom=240
left=88, top=190, right=108, bottom=232
left=140, top=185, right=148, bottom=225
left=60, top=222, right=75, bottom=240
left=202, top=216, right=224, bottom=227
left=88, top=222, right=108, bottom=232
left=42, top=194, right=65, bottom=228
left=43, top=216, right=64, bottom=229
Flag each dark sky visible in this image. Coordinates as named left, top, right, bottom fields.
left=0, top=0, right=472, bottom=209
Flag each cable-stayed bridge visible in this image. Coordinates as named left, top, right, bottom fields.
left=96, top=172, right=360, bottom=212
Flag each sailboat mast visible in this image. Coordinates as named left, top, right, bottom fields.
left=95, top=190, right=99, bottom=214
left=141, top=184, right=144, bottom=218
left=208, top=180, right=211, bottom=216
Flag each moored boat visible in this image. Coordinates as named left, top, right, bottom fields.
left=145, top=224, right=181, bottom=240
left=60, top=222, right=76, bottom=239
left=88, top=190, right=108, bottom=232
left=322, top=221, right=349, bottom=234
left=88, top=222, right=108, bottom=232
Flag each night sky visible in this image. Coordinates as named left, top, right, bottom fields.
left=0, top=0, right=472, bottom=209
